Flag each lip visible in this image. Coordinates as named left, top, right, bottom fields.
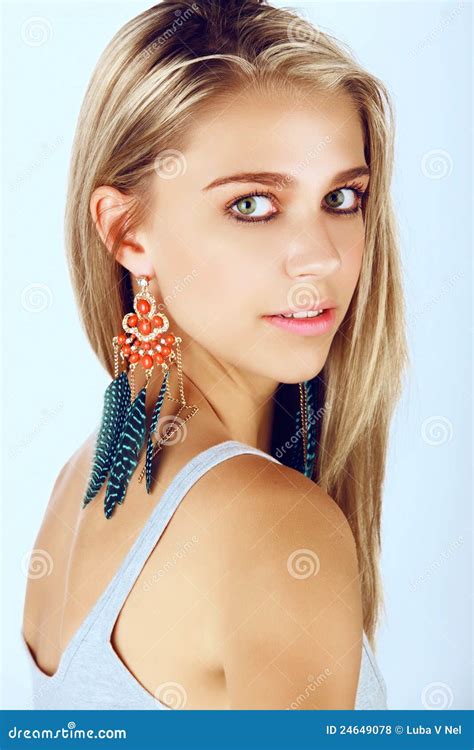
left=261, top=308, right=337, bottom=336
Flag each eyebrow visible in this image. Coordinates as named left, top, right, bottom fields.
left=202, top=166, right=370, bottom=191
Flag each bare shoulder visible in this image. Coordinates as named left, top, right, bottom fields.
left=191, top=452, right=363, bottom=709
left=193, top=451, right=357, bottom=571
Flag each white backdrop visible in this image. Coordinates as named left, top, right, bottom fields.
left=2, top=0, right=471, bottom=710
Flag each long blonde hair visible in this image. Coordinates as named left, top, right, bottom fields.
left=65, top=0, right=408, bottom=647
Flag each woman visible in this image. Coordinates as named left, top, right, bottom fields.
left=21, top=0, right=407, bottom=710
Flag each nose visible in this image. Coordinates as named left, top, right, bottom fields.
left=284, top=226, right=342, bottom=281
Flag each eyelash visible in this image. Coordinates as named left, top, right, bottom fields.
left=224, top=182, right=368, bottom=225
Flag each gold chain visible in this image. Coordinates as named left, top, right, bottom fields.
left=113, top=338, right=119, bottom=379
left=298, top=382, right=308, bottom=468
left=136, top=338, right=199, bottom=483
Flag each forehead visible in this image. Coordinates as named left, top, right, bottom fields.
left=183, top=87, right=366, bottom=176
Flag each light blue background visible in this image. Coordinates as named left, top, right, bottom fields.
left=2, top=1, right=471, bottom=710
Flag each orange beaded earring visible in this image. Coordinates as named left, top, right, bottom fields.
left=82, top=275, right=199, bottom=519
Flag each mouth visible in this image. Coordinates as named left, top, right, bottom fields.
left=271, top=308, right=326, bottom=319
left=261, top=307, right=337, bottom=336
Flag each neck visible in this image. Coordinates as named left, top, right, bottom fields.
left=133, top=334, right=278, bottom=455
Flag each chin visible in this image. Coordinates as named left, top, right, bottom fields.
left=266, top=361, right=327, bottom=385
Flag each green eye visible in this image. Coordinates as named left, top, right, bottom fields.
left=323, top=186, right=365, bottom=215
left=325, top=190, right=346, bottom=208
left=227, top=193, right=276, bottom=223
left=236, top=196, right=258, bottom=215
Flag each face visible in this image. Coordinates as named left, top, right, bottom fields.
left=127, top=88, right=368, bottom=384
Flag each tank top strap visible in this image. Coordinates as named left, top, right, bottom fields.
left=98, top=440, right=281, bottom=631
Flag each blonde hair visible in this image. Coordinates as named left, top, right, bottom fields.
left=65, top=0, right=408, bottom=647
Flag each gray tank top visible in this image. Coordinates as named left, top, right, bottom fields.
left=22, top=440, right=388, bottom=710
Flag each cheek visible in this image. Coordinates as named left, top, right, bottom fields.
left=338, top=229, right=365, bottom=309
left=150, top=229, right=258, bottom=344
left=335, top=215, right=364, bottom=268
left=347, top=233, right=365, bottom=277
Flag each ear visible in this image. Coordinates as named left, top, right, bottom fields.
left=89, top=185, right=155, bottom=279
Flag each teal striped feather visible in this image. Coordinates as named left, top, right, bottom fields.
left=145, top=370, right=170, bottom=494
left=304, top=379, right=317, bottom=479
left=82, top=371, right=131, bottom=508
left=103, top=385, right=148, bottom=519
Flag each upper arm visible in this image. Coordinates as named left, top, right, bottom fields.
left=210, top=455, right=363, bottom=709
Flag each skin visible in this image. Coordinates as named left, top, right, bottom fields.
left=22, top=87, right=368, bottom=709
